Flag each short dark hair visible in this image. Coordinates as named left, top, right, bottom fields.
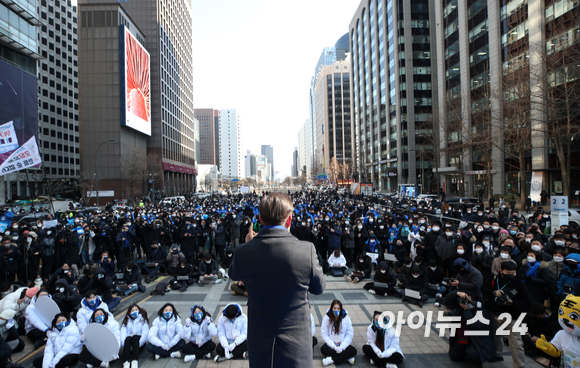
left=259, top=193, right=294, bottom=226
left=500, top=261, right=517, bottom=271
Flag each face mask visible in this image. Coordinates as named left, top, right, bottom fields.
left=163, top=312, right=173, bottom=320
left=56, top=321, right=66, bottom=331
left=543, top=215, right=549, bottom=218
left=478, top=213, right=483, bottom=216
left=359, top=259, right=364, bottom=263
left=531, top=245, right=542, bottom=251
left=12, top=225, right=17, bottom=229
left=475, top=248, right=484, bottom=254
left=527, top=256, right=537, bottom=263
left=446, top=232, right=453, bottom=237
left=477, top=228, right=483, bottom=233
left=509, top=230, right=517, bottom=235
left=554, top=256, right=564, bottom=263
left=88, top=299, right=97, bottom=307
left=205, top=260, right=211, bottom=264
left=483, top=225, right=490, bottom=229
left=333, top=310, right=340, bottom=317
left=467, top=210, right=472, bottom=214
left=325, top=218, right=330, bottom=221
left=500, top=253, right=509, bottom=259
left=457, top=249, right=465, bottom=255
left=194, top=312, right=203, bottom=321
left=370, top=240, right=376, bottom=244
left=380, top=269, right=386, bottom=273
left=130, top=311, right=140, bottom=319
left=502, top=274, right=514, bottom=281
left=357, top=226, right=362, bottom=230
left=412, top=274, right=419, bottom=278
left=432, top=227, right=439, bottom=232
left=369, top=219, right=374, bottom=223
left=555, top=240, right=566, bottom=246
left=345, top=220, right=350, bottom=225
left=379, top=225, right=384, bottom=229
left=59, top=287, right=65, bottom=293
left=2, top=244, right=9, bottom=248
left=95, top=315, right=105, bottom=324
left=492, top=226, right=499, bottom=231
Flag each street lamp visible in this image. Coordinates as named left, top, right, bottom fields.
left=95, top=139, right=115, bottom=207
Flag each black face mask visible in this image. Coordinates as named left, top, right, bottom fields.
left=457, top=268, right=468, bottom=275
left=502, top=273, right=514, bottom=281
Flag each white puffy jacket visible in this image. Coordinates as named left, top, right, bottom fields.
left=311, top=314, right=315, bottom=337
left=120, top=316, right=149, bottom=347
left=76, top=297, right=111, bottom=341
left=328, top=253, right=347, bottom=267
left=0, top=287, right=30, bottom=316
left=147, top=316, right=183, bottom=349
left=182, top=316, right=216, bottom=347
left=366, top=324, right=404, bottom=359
left=43, top=319, right=82, bottom=368
left=25, top=295, right=50, bottom=333
left=216, top=303, right=247, bottom=347
left=320, top=310, right=354, bottom=350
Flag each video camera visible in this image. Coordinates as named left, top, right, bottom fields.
left=496, top=288, right=518, bottom=305
left=442, top=277, right=455, bottom=286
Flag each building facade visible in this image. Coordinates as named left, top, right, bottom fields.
left=260, top=144, right=274, bottom=181
left=349, top=0, right=438, bottom=192
left=292, top=147, right=299, bottom=177
left=298, top=123, right=308, bottom=177
left=219, top=109, right=244, bottom=179
left=194, top=108, right=219, bottom=166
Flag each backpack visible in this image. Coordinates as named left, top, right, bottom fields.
left=150, top=282, right=168, bottom=296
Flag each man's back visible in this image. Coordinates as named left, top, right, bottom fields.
left=229, top=227, right=325, bottom=367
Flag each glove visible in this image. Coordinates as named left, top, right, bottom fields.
left=227, top=343, right=236, bottom=352
left=224, top=349, right=233, bottom=360
left=334, top=345, right=342, bottom=354
left=185, top=319, right=192, bottom=327
left=163, top=344, right=170, bottom=351
left=206, top=316, right=212, bottom=324
left=536, top=334, right=562, bottom=357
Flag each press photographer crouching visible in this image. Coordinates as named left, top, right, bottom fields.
left=447, top=291, right=494, bottom=367
left=482, top=261, right=531, bottom=368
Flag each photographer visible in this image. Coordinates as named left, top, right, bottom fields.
left=0, top=237, right=20, bottom=283
left=97, top=252, right=115, bottom=278
left=482, top=261, right=531, bottom=367
left=447, top=291, right=495, bottom=365
left=446, top=258, right=483, bottom=302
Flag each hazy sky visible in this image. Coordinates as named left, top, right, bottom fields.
left=191, top=0, right=359, bottom=179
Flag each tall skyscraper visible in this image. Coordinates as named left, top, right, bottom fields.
left=37, top=0, right=80, bottom=182
left=312, top=55, right=353, bottom=176
left=260, top=145, right=274, bottom=181
left=79, top=0, right=196, bottom=197
left=292, top=147, right=299, bottom=177
left=194, top=109, right=220, bottom=166
left=349, top=0, right=437, bottom=191
left=298, top=123, right=308, bottom=177
left=220, top=109, right=244, bottom=179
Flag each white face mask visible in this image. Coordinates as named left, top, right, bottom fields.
left=475, top=248, right=483, bottom=254
left=477, top=228, right=483, bottom=233
left=27, top=238, right=32, bottom=243
left=430, top=266, right=437, bottom=271
left=525, top=238, right=532, bottom=243
left=500, top=253, right=509, bottom=259
left=446, top=232, right=453, bottom=237
left=555, top=240, right=565, bottom=246
left=457, top=249, right=465, bottom=255
left=380, top=270, right=386, bottom=274
left=492, top=226, right=499, bottom=231
left=554, top=256, right=564, bottom=263
left=531, top=245, right=542, bottom=251
left=527, top=256, right=537, bottom=263
left=483, top=225, right=490, bottom=229
left=412, top=274, right=419, bottom=278
left=482, top=241, right=490, bottom=247
left=432, top=227, right=440, bottom=232
left=357, top=226, right=362, bottom=230
left=379, top=225, right=384, bottom=229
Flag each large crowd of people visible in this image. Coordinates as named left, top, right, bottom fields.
left=0, top=188, right=576, bottom=368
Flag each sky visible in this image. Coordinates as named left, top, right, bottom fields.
left=191, top=0, right=360, bottom=179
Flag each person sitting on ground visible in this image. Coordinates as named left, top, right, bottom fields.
left=362, top=311, right=404, bottom=367
left=146, top=303, right=185, bottom=360
left=97, top=252, right=115, bottom=278
left=77, top=263, right=99, bottom=295
left=77, top=290, right=112, bottom=342
left=32, top=313, right=82, bottom=368
left=363, top=261, right=399, bottom=297
left=311, top=313, right=318, bottom=349
left=51, top=278, right=81, bottom=315
left=120, top=304, right=149, bottom=368
left=522, top=303, right=560, bottom=358
left=402, top=265, right=429, bottom=308
left=140, top=242, right=167, bottom=283
left=327, top=249, right=347, bottom=276
left=78, top=308, right=120, bottom=368
left=169, top=257, right=194, bottom=292
left=230, top=281, right=247, bottom=297
left=165, top=244, right=185, bottom=277
left=214, top=303, right=248, bottom=362
left=0, top=309, right=24, bottom=353
left=320, top=299, right=357, bottom=366
left=45, top=263, right=75, bottom=291
left=25, top=289, right=51, bottom=349
left=181, top=305, right=216, bottom=363
left=425, top=259, right=446, bottom=298
left=85, top=267, right=120, bottom=311
left=198, top=253, right=220, bottom=285
left=344, top=254, right=371, bottom=284
left=116, top=261, right=143, bottom=297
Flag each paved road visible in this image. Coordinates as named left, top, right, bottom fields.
left=14, top=275, right=546, bottom=368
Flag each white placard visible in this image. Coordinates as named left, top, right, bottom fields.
left=0, top=121, right=19, bottom=154
left=530, top=171, right=543, bottom=203
left=43, top=220, right=58, bottom=229
left=87, top=191, right=115, bottom=197
left=240, top=186, right=249, bottom=193
left=551, top=196, right=569, bottom=230
left=84, top=323, right=120, bottom=362
left=366, top=252, right=379, bottom=264
left=36, top=296, right=60, bottom=327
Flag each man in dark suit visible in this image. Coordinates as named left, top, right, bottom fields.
left=229, top=192, right=326, bottom=368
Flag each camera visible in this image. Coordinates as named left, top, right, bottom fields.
left=442, top=277, right=455, bottom=286
left=564, top=284, right=574, bottom=295
left=458, top=297, right=469, bottom=305
left=496, top=288, right=518, bottom=305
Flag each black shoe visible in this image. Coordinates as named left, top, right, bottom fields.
left=6, top=360, right=24, bottom=368
left=489, top=356, right=504, bottom=362
left=503, top=337, right=509, bottom=346
left=418, top=301, right=424, bottom=308
left=34, top=339, right=45, bottom=350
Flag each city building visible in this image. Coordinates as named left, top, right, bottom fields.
left=292, top=147, right=299, bottom=177
left=260, top=144, right=274, bottom=181
left=349, top=0, right=438, bottom=191
left=298, top=123, right=308, bottom=177
left=194, top=108, right=220, bottom=167
left=78, top=3, right=150, bottom=200
left=312, top=55, right=353, bottom=177
left=79, top=0, right=197, bottom=198
left=0, top=0, right=41, bottom=201
left=244, top=150, right=257, bottom=178
left=432, top=0, right=580, bottom=197
left=37, top=0, right=80, bottom=187
left=308, top=34, right=350, bottom=181
left=219, top=109, right=244, bottom=179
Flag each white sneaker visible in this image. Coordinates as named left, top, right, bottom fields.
left=86, top=365, right=93, bottom=368
left=348, top=357, right=355, bottom=365
left=170, top=351, right=181, bottom=359
left=214, top=355, right=228, bottom=362
left=214, top=279, right=223, bottom=284
left=130, top=360, right=138, bottom=368
left=154, top=355, right=160, bottom=361
left=436, top=293, right=442, bottom=298
left=199, top=276, right=204, bottom=282
left=386, top=364, right=398, bottom=368
left=368, top=289, right=376, bottom=295
left=122, top=362, right=130, bottom=368
left=370, top=359, right=375, bottom=365
left=242, top=351, right=248, bottom=359
left=204, top=353, right=211, bottom=359
left=183, top=355, right=196, bottom=363
left=343, top=275, right=352, bottom=282
left=322, top=357, right=334, bottom=366
left=100, top=363, right=109, bottom=368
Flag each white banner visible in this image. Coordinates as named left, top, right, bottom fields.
left=530, top=171, right=542, bottom=203
left=87, top=190, right=114, bottom=197
left=551, top=196, right=569, bottom=230
left=240, top=186, right=249, bottom=193
left=0, top=136, right=41, bottom=175
left=0, top=121, right=19, bottom=154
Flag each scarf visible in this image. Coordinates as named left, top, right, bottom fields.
left=524, top=262, right=541, bottom=282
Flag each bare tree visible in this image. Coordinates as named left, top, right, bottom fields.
left=121, top=145, right=147, bottom=200
left=442, top=95, right=468, bottom=196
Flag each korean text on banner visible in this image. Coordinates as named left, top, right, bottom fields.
left=0, top=137, right=42, bottom=175
left=0, top=121, right=19, bottom=154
